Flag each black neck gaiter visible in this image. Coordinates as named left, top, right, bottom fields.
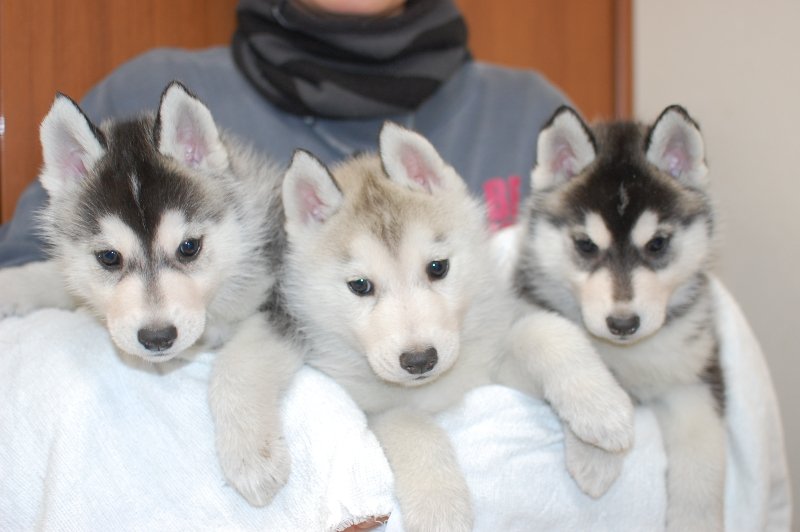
left=232, top=0, right=470, bottom=119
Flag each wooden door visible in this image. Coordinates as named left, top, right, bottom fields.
left=0, top=0, right=238, bottom=222
left=458, top=0, right=631, bottom=121
left=0, top=0, right=630, bottom=222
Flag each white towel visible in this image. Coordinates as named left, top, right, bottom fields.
left=0, top=280, right=791, bottom=531
left=0, top=308, right=394, bottom=531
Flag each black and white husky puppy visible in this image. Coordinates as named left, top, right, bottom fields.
left=514, top=105, right=725, bottom=531
left=0, top=82, right=300, bottom=507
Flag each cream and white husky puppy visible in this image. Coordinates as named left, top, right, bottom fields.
left=514, top=105, right=726, bottom=531
left=0, top=82, right=301, bottom=507
left=276, top=122, right=634, bottom=530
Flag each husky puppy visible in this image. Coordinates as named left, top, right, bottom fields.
left=278, top=122, right=634, bottom=531
left=514, top=105, right=725, bottom=531
left=0, top=82, right=300, bottom=506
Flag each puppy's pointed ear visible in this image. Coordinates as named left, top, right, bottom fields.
left=39, top=94, right=106, bottom=196
left=646, top=105, right=708, bottom=187
left=379, top=121, right=463, bottom=194
left=531, top=106, right=596, bottom=191
left=155, top=81, right=229, bottom=173
left=283, top=150, right=343, bottom=232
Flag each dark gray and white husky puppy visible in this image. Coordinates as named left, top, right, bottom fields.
left=0, top=82, right=300, bottom=507
left=514, top=105, right=725, bottom=531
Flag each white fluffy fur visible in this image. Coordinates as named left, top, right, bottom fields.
left=278, top=123, right=633, bottom=528
left=371, top=408, right=473, bottom=532
left=584, top=212, right=612, bottom=250
left=496, top=308, right=634, bottom=497
left=651, top=385, right=726, bottom=530
left=0, top=261, right=75, bottom=318
left=209, top=313, right=303, bottom=507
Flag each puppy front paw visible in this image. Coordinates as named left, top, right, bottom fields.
left=0, top=261, right=74, bottom=320
left=0, top=301, right=32, bottom=320
left=520, top=311, right=634, bottom=453
left=564, top=428, right=626, bottom=498
left=399, top=491, right=473, bottom=532
left=0, top=280, right=45, bottom=319
left=216, top=432, right=290, bottom=507
left=563, top=377, right=634, bottom=453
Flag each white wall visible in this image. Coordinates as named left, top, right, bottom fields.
left=634, top=0, right=798, bottom=524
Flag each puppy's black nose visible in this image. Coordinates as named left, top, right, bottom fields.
left=137, top=325, right=177, bottom=352
left=606, top=315, right=640, bottom=337
left=399, top=347, right=438, bottom=375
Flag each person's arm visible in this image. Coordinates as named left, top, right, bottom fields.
left=0, top=181, right=50, bottom=267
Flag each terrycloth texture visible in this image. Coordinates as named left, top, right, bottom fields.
left=430, top=390, right=666, bottom=531
left=0, top=281, right=791, bottom=530
left=0, top=309, right=394, bottom=532
left=714, top=279, right=793, bottom=531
